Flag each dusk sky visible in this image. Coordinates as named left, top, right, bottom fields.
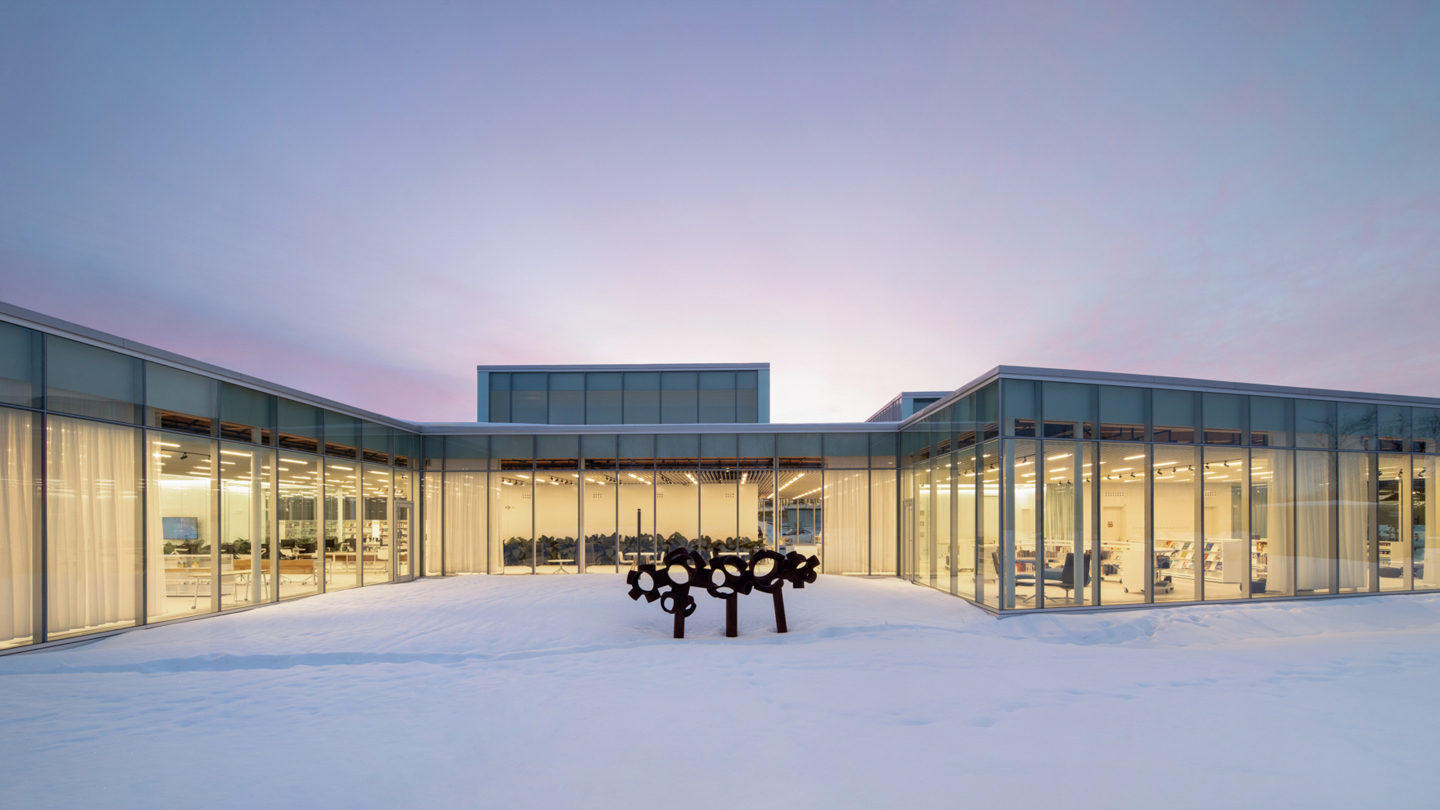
left=1, top=1, right=1438, bottom=423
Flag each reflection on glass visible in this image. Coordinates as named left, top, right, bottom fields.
left=277, top=454, right=320, bottom=599
left=325, top=460, right=359, bottom=591
left=219, top=444, right=273, bottom=610
left=147, top=432, right=216, bottom=622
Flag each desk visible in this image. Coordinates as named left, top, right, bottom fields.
left=548, top=558, right=574, bottom=574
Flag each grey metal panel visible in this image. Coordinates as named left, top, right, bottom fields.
left=416, top=420, right=884, bottom=435
left=476, top=362, right=768, bottom=373
left=757, top=368, right=770, bottom=423
left=476, top=372, right=489, bottom=422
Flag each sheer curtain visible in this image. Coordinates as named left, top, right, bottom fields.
left=1338, top=453, right=1371, bottom=590
left=46, top=415, right=141, bottom=638
left=1, top=408, right=36, bottom=647
left=822, top=470, right=868, bottom=575
left=1296, top=450, right=1333, bottom=592
left=424, top=473, right=443, bottom=575
left=444, top=472, right=485, bottom=573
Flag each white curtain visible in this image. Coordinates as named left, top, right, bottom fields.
left=870, top=470, right=896, bottom=575
left=1, top=408, right=36, bottom=647
left=1296, top=450, right=1332, bottom=591
left=1423, top=457, right=1440, bottom=589
left=1258, top=450, right=1294, bottom=595
left=822, top=470, right=868, bottom=574
left=1338, top=453, right=1371, bottom=590
left=424, top=473, right=443, bottom=575
left=444, top=472, right=485, bottom=573
left=46, top=415, right=141, bottom=637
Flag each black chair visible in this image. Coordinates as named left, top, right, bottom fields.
left=1051, top=551, right=1091, bottom=602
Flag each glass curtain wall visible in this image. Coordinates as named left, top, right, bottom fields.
left=1338, top=452, right=1374, bottom=593
left=1378, top=454, right=1410, bottom=591
left=325, top=460, right=360, bottom=590
left=1040, top=440, right=1089, bottom=607
left=1, top=407, right=40, bottom=649
left=1251, top=448, right=1294, bottom=598
left=954, top=448, right=977, bottom=599
left=219, top=443, right=274, bottom=609
left=278, top=453, right=320, bottom=600
left=1202, top=448, right=1248, bottom=601
left=362, top=466, right=392, bottom=585
left=1099, top=443, right=1148, bottom=605
left=147, top=432, right=217, bottom=622
left=48, top=415, right=143, bottom=639
left=978, top=441, right=1000, bottom=608
left=1152, top=445, right=1197, bottom=603
left=445, top=471, right=485, bottom=574
left=424, top=468, right=443, bottom=576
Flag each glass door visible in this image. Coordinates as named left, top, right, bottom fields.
left=394, top=499, right=414, bottom=582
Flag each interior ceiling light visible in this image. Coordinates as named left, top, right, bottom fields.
left=1124, top=454, right=1145, bottom=460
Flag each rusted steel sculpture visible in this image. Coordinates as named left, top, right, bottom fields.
left=627, top=547, right=819, bottom=638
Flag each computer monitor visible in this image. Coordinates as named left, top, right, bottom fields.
left=162, top=517, right=199, bottom=541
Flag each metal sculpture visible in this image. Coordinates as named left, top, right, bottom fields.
left=627, top=545, right=820, bottom=638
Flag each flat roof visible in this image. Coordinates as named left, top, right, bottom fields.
left=478, top=363, right=768, bottom=373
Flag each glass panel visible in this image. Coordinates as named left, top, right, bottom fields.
left=954, top=448, right=977, bottom=599
left=1042, top=382, right=1094, bottom=440
left=1202, top=393, right=1246, bottom=445
left=1039, top=440, right=1090, bottom=606
left=48, top=416, right=142, bottom=638
left=147, top=432, right=215, bottom=622
left=489, top=372, right=511, bottom=423
left=1002, top=379, right=1036, bottom=437
left=617, top=433, right=654, bottom=470
left=496, top=469, right=533, bottom=573
left=899, top=465, right=913, bottom=580
left=777, top=469, right=821, bottom=560
left=277, top=399, right=321, bottom=453
left=361, top=465, right=391, bottom=584
left=700, top=433, right=737, bottom=468
left=618, top=471, right=655, bottom=566
left=1250, top=448, right=1293, bottom=598
left=324, top=460, right=360, bottom=591
left=869, top=468, right=895, bottom=575
left=977, top=383, right=1000, bottom=441
left=698, top=371, right=736, bottom=423
left=584, top=469, right=619, bottom=570
left=824, top=433, right=868, bottom=468
left=1417, top=456, right=1438, bottom=589
left=394, top=470, right=413, bottom=579
left=536, top=434, right=579, bottom=470
left=660, top=372, right=698, bottom=424
left=0, top=407, right=40, bottom=649
left=1152, top=445, right=1198, bottom=603
left=323, top=411, right=358, bottom=459
left=444, top=435, right=487, bottom=470
left=47, top=337, right=143, bottom=423
left=1099, top=385, right=1147, bottom=442
left=1250, top=396, right=1293, bottom=448
left=145, top=363, right=216, bottom=436
left=277, top=453, right=320, bottom=599
left=586, top=373, right=622, bottom=425
left=656, top=469, right=698, bottom=556
left=1296, top=450, right=1336, bottom=594
left=977, top=441, right=1000, bottom=606
left=1338, top=452, right=1373, bottom=593
left=1378, top=406, right=1410, bottom=452
left=219, top=444, right=273, bottom=609
left=1152, top=389, right=1196, bottom=444
left=934, top=455, right=952, bottom=591
left=361, top=422, right=391, bottom=465
left=778, top=433, right=822, bottom=467
left=1415, top=408, right=1440, bottom=455
left=581, top=433, right=617, bottom=470
left=1296, top=400, right=1337, bottom=448
left=1005, top=440, right=1037, bottom=609
left=0, top=322, right=42, bottom=408
left=443, top=471, right=485, bottom=574
left=739, top=433, right=775, bottom=468
left=1338, top=403, right=1378, bottom=451
left=1378, top=454, right=1410, bottom=591
left=747, top=469, right=776, bottom=557
left=393, top=432, right=416, bottom=469
left=699, top=468, right=739, bottom=559
left=869, top=432, right=896, bottom=468
left=511, top=373, right=547, bottom=424
left=534, top=470, right=578, bottom=573
left=424, top=436, right=444, bottom=471
left=491, top=435, right=533, bottom=470
left=737, top=370, right=760, bottom=423
left=1099, top=443, right=1148, bottom=605
left=656, top=433, right=699, bottom=468
left=623, top=372, right=660, bottom=424
left=1201, top=447, right=1247, bottom=601
left=549, top=373, right=584, bottom=425
left=821, top=469, right=868, bottom=575
left=219, top=383, right=274, bottom=445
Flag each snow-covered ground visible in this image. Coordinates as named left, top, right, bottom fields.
left=3, top=574, right=1439, bottom=809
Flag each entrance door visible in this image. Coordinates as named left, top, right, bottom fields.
left=394, top=499, right=415, bottom=582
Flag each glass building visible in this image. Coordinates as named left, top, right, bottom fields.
left=3, top=298, right=1439, bottom=654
